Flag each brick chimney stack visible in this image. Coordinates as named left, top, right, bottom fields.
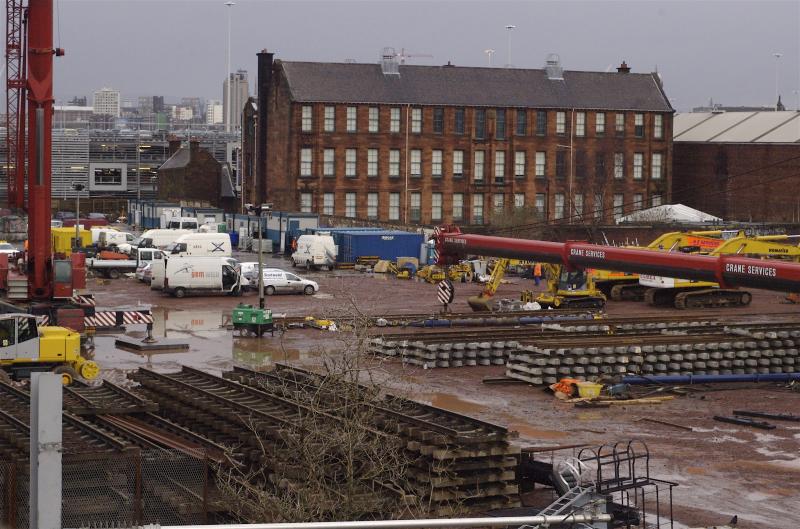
left=617, top=61, right=631, bottom=73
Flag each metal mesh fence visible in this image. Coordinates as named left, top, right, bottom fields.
left=0, top=449, right=214, bottom=529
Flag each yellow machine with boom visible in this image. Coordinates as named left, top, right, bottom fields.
left=467, top=258, right=510, bottom=311
left=0, top=313, right=99, bottom=384
left=533, top=264, right=606, bottom=309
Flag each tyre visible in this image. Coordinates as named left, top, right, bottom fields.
left=306, top=260, right=312, bottom=270
left=53, top=365, right=79, bottom=385
left=265, top=286, right=276, bottom=296
left=291, top=260, right=297, bottom=267
left=304, top=285, right=315, bottom=295
left=740, top=291, right=753, bottom=306
left=107, top=268, right=121, bottom=280
left=174, top=287, right=186, bottom=299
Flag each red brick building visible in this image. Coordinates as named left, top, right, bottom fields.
left=672, top=111, right=800, bottom=222
left=257, top=55, right=673, bottom=226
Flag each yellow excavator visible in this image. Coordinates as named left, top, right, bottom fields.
left=641, top=234, right=800, bottom=309
left=467, top=258, right=510, bottom=311
left=530, top=264, right=606, bottom=309
left=589, top=230, right=741, bottom=301
left=0, top=313, right=99, bottom=385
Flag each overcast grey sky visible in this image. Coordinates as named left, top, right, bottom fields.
left=39, top=0, right=800, bottom=111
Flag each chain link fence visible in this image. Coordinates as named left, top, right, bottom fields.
left=0, top=449, right=219, bottom=529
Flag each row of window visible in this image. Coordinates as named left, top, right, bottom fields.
left=300, top=105, right=665, bottom=140
left=300, top=191, right=663, bottom=224
left=299, top=147, right=664, bottom=181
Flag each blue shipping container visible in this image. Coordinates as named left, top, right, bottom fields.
left=338, top=231, right=424, bottom=262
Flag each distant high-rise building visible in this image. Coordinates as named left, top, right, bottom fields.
left=68, top=96, right=87, bottom=106
left=206, top=99, right=223, bottom=125
left=172, top=105, right=194, bottom=121
left=223, top=69, right=249, bottom=130
left=181, top=97, right=204, bottom=121
left=92, top=87, right=121, bottom=117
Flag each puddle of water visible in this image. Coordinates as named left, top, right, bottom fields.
left=506, top=423, right=569, bottom=440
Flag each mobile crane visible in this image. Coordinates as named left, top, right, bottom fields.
left=433, top=226, right=800, bottom=299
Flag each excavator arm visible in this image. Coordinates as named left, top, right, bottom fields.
left=467, top=258, right=509, bottom=311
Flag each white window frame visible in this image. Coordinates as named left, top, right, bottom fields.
left=452, top=193, right=464, bottom=221
left=389, top=149, right=400, bottom=178
left=346, top=106, right=357, bottom=132
left=345, top=148, right=357, bottom=177
left=494, top=151, right=505, bottom=183
left=554, top=193, right=565, bottom=219
left=651, top=194, right=662, bottom=207
left=633, top=193, right=643, bottom=211
left=432, top=149, right=443, bottom=178
left=634, top=113, right=644, bottom=137
left=367, top=149, right=378, bottom=178
left=367, top=192, right=378, bottom=219
left=453, top=150, right=464, bottom=177
left=345, top=192, right=357, bottom=218
left=651, top=153, right=663, bottom=180
left=300, top=193, right=312, bottom=213
left=535, top=151, right=546, bottom=177
left=323, top=148, right=335, bottom=177
left=301, top=105, right=313, bottom=132
left=410, top=192, right=421, bottom=222
left=300, top=148, right=312, bottom=177
left=390, top=108, right=400, bottom=133
left=615, top=113, right=625, bottom=134
left=574, top=194, right=584, bottom=217
left=431, top=192, right=443, bottom=222
left=633, top=153, right=644, bottom=180
left=514, top=193, right=525, bottom=208
left=493, top=193, right=504, bottom=214
left=596, top=112, right=605, bottom=135
left=575, top=112, right=586, bottom=137
left=323, top=193, right=335, bottom=215
left=368, top=107, right=379, bottom=133
left=389, top=193, right=400, bottom=220
left=410, top=149, right=422, bottom=177
left=556, top=111, right=566, bottom=134
left=594, top=193, right=604, bottom=219
left=614, top=152, right=624, bottom=179
left=614, top=193, right=624, bottom=220
left=654, top=114, right=663, bottom=139
left=324, top=106, right=335, bottom=132
left=514, top=151, right=526, bottom=178
left=472, top=194, right=484, bottom=225
left=411, top=108, right=422, bottom=133
left=535, top=193, right=546, bottom=217
left=474, top=151, right=485, bottom=182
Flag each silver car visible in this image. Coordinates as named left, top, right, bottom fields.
left=253, top=268, right=319, bottom=295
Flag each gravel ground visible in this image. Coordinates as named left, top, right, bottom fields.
left=88, top=251, right=800, bottom=529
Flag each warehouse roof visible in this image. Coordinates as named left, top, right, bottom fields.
left=618, top=203, right=722, bottom=224
left=279, top=61, right=673, bottom=111
left=674, top=111, right=800, bottom=143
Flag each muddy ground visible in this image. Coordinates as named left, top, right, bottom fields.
left=89, top=252, right=800, bottom=529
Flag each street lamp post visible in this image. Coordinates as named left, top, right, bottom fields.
left=72, top=183, right=85, bottom=249
left=773, top=52, right=782, bottom=111
left=504, top=25, right=515, bottom=68
left=225, top=1, right=236, bottom=133
left=484, top=49, right=495, bottom=67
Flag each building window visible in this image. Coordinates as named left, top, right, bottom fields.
left=556, top=111, right=566, bottom=135
left=472, top=194, right=484, bottom=225
left=654, top=114, right=664, bottom=139
left=367, top=149, right=378, bottom=178
left=389, top=193, right=400, bottom=220
left=614, top=193, right=624, bottom=220
left=301, top=105, right=313, bottom=132
left=535, top=193, right=546, bottom=218
left=651, top=194, right=662, bottom=207
left=390, top=107, right=401, bottom=133
left=367, top=192, right=378, bottom=219
left=535, top=151, right=546, bottom=178
left=345, top=192, right=356, bottom=218
left=453, top=150, right=464, bottom=177
left=452, top=193, right=464, bottom=221
left=368, top=107, right=379, bottom=132
left=536, top=110, right=547, bottom=136
left=614, top=152, right=624, bottom=179
left=494, top=150, right=505, bottom=184
left=454, top=108, right=465, bottom=134
left=324, top=106, right=335, bottom=132
left=474, top=151, right=485, bottom=182
left=594, top=194, right=604, bottom=219
left=652, top=152, right=663, bottom=179
left=346, top=107, right=357, bottom=132
left=633, top=193, right=643, bottom=211
left=514, top=193, right=525, bottom=208
left=574, top=194, right=584, bottom=217
left=410, top=149, right=421, bottom=177
left=596, top=113, right=605, bottom=136
left=410, top=192, right=421, bottom=222
left=300, top=193, right=312, bottom=213
left=432, top=149, right=443, bottom=178
left=433, top=107, right=444, bottom=134
left=514, top=151, right=526, bottom=179
left=324, top=148, right=335, bottom=177
left=575, top=112, right=586, bottom=137
left=554, top=193, right=565, bottom=219
left=633, top=153, right=644, bottom=180
left=493, top=193, right=504, bottom=214
left=516, top=110, right=527, bottom=136
left=496, top=109, right=506, bottom=139
left=323, top=193, right=334, bottom=215
left=300, top=148, right=312, bottom=177
left=411, top=108, right=422, bottom=133
left=475, top=109, right=486, bottom=139
left=634, top=113, right=644, bottom=138
left=575, top=150, right=586, bottom=179
left=345, top=148, right=357, bottom=177
left=389, top=149, right=400, bottom=178
left=556, top=151, right=566, bottom=178
left=615, top=113, right=625, bottom=136
left=431, top=192, right=443, bottom=222
left=595, top=154, right=606, bottom=179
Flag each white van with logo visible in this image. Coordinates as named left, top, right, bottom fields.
left=158, top=256, right=241, bottom=298
left=118, top=229, right=192, bottom=254
left=165, top=217, right=199, bottom=231
left=166, top=233, right=232, bottom=257
left=291, top=234, right=337, bottom=270
left=255, top=268, right=318, bottom=295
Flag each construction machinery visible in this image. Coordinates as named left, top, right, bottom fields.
left=533, top=263, right=606, bottom=309
left=0, top=313, right=99, bottom=384
left=589, top=230, right=739, bottom=301
left=640, top=234, right=800, bottom=309
left=433, top=226, right=800, bottom=298
left=467, top=258, right=510, bottom=311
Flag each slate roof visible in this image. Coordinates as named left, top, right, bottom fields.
left=673, top=111, right=800, bottom=143
left=279, top=61, right=673, bottom=112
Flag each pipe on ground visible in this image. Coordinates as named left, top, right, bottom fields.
left=623, top=373, right=800, bottom=385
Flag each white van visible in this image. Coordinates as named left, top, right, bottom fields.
left=291, top=234, right=337, bottom=270
left=166, top=233, right=232, bottom=257
left=96, top=229, right=135, bottom=249
left=118, top=229, right=192, bottom=254
left=165, top=217, right=199, bottom=231
left=157, top=256, right=241, bottom=298
left=255, top=268, right=319, bottom=296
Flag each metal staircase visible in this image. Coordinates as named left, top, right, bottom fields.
left=522, top=458, right=597, bottom=529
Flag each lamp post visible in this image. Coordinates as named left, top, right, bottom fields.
left=773, top=52, right=782, bottom=111
left=504, top=25, right=515, bottom=68
left=72, top=183, right=85, bottom=248
left=246, top=202, right=272, bottom=309
left=224, top=1, right=236, bottom=133
left=484, top=49, right=495, bottom=67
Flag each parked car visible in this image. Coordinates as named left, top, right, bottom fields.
left=240, top=262, right=260, bottom=283
left=254, top=268, right=318, bottom=295
left=87, top=212, right=107, bottom=220
left=54, top=211, right=75, bottom=221
left=136, top=262, right=153, bottom=283
left=0, top=242, right=20, bottom=260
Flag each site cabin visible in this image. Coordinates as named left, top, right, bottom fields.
left=291, top=234, right=337, bottom=270
left=118, top=229, right=192, bottom=254
left=51, top=227, right=92, bottom=257
left=86, top=248, right=164, bottom=279
left=159, top=256, right=242, bottom=298
left=166, top=233, right=232, bottom=258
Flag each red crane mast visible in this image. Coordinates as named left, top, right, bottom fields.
left=5, top=0, right=27, bottom=208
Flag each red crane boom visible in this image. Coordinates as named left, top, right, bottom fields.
left=434, top=226, right=800, bottom=294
